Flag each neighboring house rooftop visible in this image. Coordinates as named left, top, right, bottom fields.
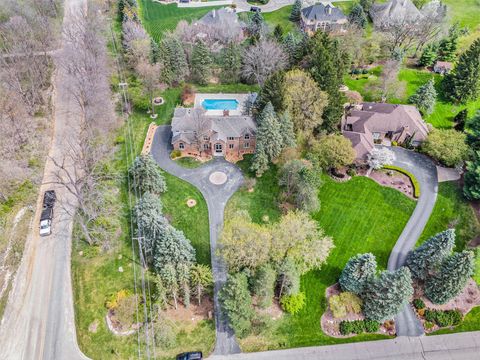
left=434, top=61, right=453, bottom=70
left=301, top=3, right=347, bottom=22
left=171, top=108, right=256, bottom=145
left=196, top=8, right=243, bottom=27
left=369, top=0, right=422, bottom=27
left=343, top=103, right=429, bottom=159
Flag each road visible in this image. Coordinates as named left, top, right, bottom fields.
left=0, top=0, right=90, bottom=359
left=150, top=126, right=244, bottom=355
left=386, top=147, right=438, bottom=337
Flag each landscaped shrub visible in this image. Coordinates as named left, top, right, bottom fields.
left=328, top=292, right=362, bottom=318
left=364, top=319, right=380, bottom=333
left=339, top=253, right=377, bottom=294
left=424, top=309, right=463, bottom=327
left=171, top=149, right=181, bottom=159
left=382, top=165, right=421, bottom=198
left=280, top=292, right=306, bottom=315
left=413, top=298, right=426, bottom=310
left=424, top=321, right=435, bottom=330
left=339, top=319, right=380, bottom=335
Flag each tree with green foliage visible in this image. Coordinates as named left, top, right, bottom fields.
left=360, top=0, right=374, bottom=12
left=159, top=264, right=180, bottom=309
left=437, top=24, right=464, bottom=62
left=466, top=110, right=480, bottom=150
left=219, top=273, right=254, bottom=338
left=117, top=0, right=126, bottom=22
left=422, top=129, right=469, bottom=166
left=190, top=264, right=213, bottom=306
left=159, top=34, right=189, bottom=85
left=307, top=32, right=348, bottom=132
left=312, top=134, right=356, bottom=170
left=278, top=112, right=296, bottom=148
left=409, top=79, right=437, bottom=115
left=283, top=32, right=303, bottom=66
left=362, top=267, right=414, bottom=322
left=129, top=154, right=167, bottom=194
left=255, top=71, right=286, bottom=113
left=418, top=43, right=438, bottom=67
left=220, top=43, right=242, bottom=83
left=339, top=253, right=377, bottom=295
left=273, top=24, right=284, bottom=42
left=154, top=275, right=168, bottom=310
left=279, top=159, right=321, bottom=212
left=150, top=38, right=160, bottom=64
left=348, top=4, right=367, bottom=29
left=464, top=151, right=480, bottom=200
left=248, top=11, right=265, bottom=39
left=250, top=141, right=269, bottom=176
left=177, top=263, right=191, bottom=308
left=425, top=250, right=475, bottom=304
left=277, top=257, right=300, bottom=298
left=252, top=264, right=277, bottom=308
left=289, top=0, right=302, bottom=22
left=280, top=292, right=306, bottom=314
left=405, top=229, right=456, bottom=281
left=442, top=38, right=480, bottom=104
left=453, top=109, right=468, bottom=131
left=190, top=41, right=212, bottom=85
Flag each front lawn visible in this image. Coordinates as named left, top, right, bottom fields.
left=226, top=159, right=416, bottom=351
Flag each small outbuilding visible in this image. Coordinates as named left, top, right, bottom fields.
left=433, top=61, right=453, bottom=75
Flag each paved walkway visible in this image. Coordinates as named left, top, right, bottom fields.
left=150, top=126, right=244, bottom=355
left=385, top=147, right=438, bottom=337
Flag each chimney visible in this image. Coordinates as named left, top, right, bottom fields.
left=327, top=5, right=332, bottom=14
left=212, top=9, right=216, bottom=18
left=223, top=109, right=229, bottom=116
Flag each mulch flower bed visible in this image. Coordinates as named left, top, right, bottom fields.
left=369, top=169, right=415, bottom=199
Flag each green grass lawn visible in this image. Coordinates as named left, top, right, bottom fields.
left=442, top=0, right=480, bottom=51
left=262, top=5, right=295, bottom=33
left=227, top=159, right=416, bottom=351
left=419, top=181, right=480, bottom=250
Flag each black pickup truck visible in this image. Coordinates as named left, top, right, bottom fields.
left=40, top=190, right=56, bottom=236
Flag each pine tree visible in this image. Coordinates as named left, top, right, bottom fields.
left=289, top=0, right=302, bottom=22
left=250, top=141, right=269, bottom=176
left=150, top=38, right=160, bottom=64
left=255, top=71, right=286, bottom=113
left=283, top=32, right=301, bottom=66
left=442, top=38, right=480, bottom=104
left=278, top=112, right=296, bottom=148
left=252, top=264, right=276, bottom=308
left=360, top=0, right=374, bottom=12
left=453, top=109, right=468, bottom=131
left=117, top=0, right=126, bottom=22
left=274, top=24, right=284, bottom=42
left=409, top=79, right=437, bottom=115
left=464, top=151, right=480, bottom=200
left=220, top=43, right=241, bottom=83
left=159, top=264, right=179, bottom=309
left=190, top=264, right=213, bottom=306
left=159, top=34, right=189, bottom=85
left=339, top=253, right=377, bottom=294
left=129, top=154, right=167, bottom=195
left=466, top=110, right=480, bottom=150
left=419, top=43, right=438, bottom=67
left=219, top=273, right=254, bottom=338
left=362, top=267, right=414, bottom=322
left=405, top=229, right=455, bottom=281
left=255, top=103, right=284, bottom=161
left=177, top=263, right=191, bottom=308
left=425, top=250, right=475, bottom=304
left=248, top=12, right=264, bottom=38
left=190, top=41, right=212, bottom=85
left=437, top=24, right=462, bottom=62
left=348, top=4, right=367, bottom=29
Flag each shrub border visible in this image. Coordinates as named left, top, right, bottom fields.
left=382, top=165, right=421, bottom=198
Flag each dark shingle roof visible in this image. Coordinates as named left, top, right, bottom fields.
left=301, top=3, right=347, bottom=22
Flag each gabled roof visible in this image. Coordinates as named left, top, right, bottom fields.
left=301, top=3, right=347, bottom=22
left=370, top=0, right=422, bottom=27
left=197, top=8, right=242, bottom=27
left=171, top=108, right=256, bottom=144
left=434, top=61, right=453, bottom=69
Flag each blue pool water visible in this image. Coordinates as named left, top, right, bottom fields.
left=202, top=99, right=239, bottom=111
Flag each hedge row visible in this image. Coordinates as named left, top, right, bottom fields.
left=382, top=165, right=421, bottom=198
left=424, top=309, right=463, bottom=328
left=339, top=319, right=380, bottom=335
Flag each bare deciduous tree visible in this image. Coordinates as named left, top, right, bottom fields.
left=369, top=59, right=406, bottom=102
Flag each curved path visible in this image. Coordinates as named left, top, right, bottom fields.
left=385, top=147, right=438, bottom=337
left=151, top=126, right=243, bottom=355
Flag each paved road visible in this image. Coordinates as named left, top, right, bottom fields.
left=150, top=126, right=244, bottom=355
left=386, top=147, right=438, bottom=337
left=0, top=0, right=90, bottom=359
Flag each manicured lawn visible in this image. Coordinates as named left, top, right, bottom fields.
left=138, top=0, right=221, bottom=41
left=442, top=0, right=480, bottom=50
left=419, top=181, right=480, bottom=250
left=343, top=66, right=382, bottom=101
left=227, top=159, right=416, bottom=351
left=262, top=5, right=295, bottom=33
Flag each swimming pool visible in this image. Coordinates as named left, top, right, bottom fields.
left=202, top=99, right=239, bottom=111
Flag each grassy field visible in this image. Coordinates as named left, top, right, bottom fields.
left=442, top=0, right=480, bottom=50
left=419, top=181, right=480, bottom=250
left=226, top=160, right=416, bottom=351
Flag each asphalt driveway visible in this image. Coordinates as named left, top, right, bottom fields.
left=385, top=146, right=438, bottom=337
left=150, top=125, right=243, bottom=355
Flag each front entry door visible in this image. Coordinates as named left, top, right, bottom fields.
left=214, top=143, right=223, bottom=155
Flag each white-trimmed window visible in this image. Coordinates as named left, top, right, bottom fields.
left=227, top=136, right=235, bottom=141
left=179, top=143, right=185, bottom=150
left=244, top=142, right=250, bottom=148
left=229, top=144, right=234, bottom=149
left=203, top=143, right=209, bottom=150
left=372, top=132, right=381, bottom=140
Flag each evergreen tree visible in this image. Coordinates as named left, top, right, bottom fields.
left=278, top=112, right=296, bottom=148
left=190, top=41, right=212, bottom=85
left=190, top=264, right=213, bottom=306
left=339, top=253, right=377, bottom=294
left=250, top=141, right=269, bottom=176
left=255, top=71, right=286, bottom=113
left=159, top=264, right=180, bottom=309
left=409, top=79, right=437, bottom=115
left=177, top=263, right=191, bottom=308
left=150, top=38, right=160, bottom=64
left=453, top=109, right=468, bottom=131
left=273, top=24, right=284, bottom=42
left=248, top=12, right=265, bottom=38
left=220, top=43, right=241, bottom=83
left=252, top=264, right=276, bottom=308
left=360, top=0, right=374, bottom=12
left=464, top=151, right=480, bottom=200
left=289, top=0, right=302, bottom=22
left=405, top=229, right=455, bottom=281
left=442, top=38, right=480, bottom=104
left=283, top=32, right=302, bottom=66
left=437, top=24, right=463, bottom=62
left=277, top=257, right=300, bottom=298
left=307, top=32, right=348, bottom=132
left=255, top=103, right=284, bottom=160
left=117, top=0, right=126, bottom=22
left=219, top=273, right=254, bottom=338
left=419, top=43, right=438, bottom=67
left=159, top=34, right=189, bottom=85
left=348, top=4, right=367, bottom=29
left=425, top=250, right=475, bottom=304
left=466, top=110, right=480, bottom=149
left=129, top=154, right=167, bottom=195
left=362, top=267, right=414, bottom=322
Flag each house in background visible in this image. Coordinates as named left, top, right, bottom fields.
left=171, top=108, right=256, bottom=163
left=300, top=2, right=348, bottom=34
left=433, top=61, right=453, bottom=75
left=192, top=8, right=245, bottom=45
left=342, top=103, right=430, bottom=161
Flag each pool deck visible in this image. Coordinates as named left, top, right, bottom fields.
left=194, top=93, right=250, bottom=116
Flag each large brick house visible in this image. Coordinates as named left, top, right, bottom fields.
left=342, top=103, right=429, bottom=161
left=171, top=108, right=257, bottom=162
left=300, top=3, right=348, bottom=34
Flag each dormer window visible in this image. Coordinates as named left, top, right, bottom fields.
left=179, top=143, right=185, bottom=150
left=244, top=134, right=250, bottom=140
left=203, top=135, right=209, bottom=141
left=227, top=136, right=235, bottom=141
